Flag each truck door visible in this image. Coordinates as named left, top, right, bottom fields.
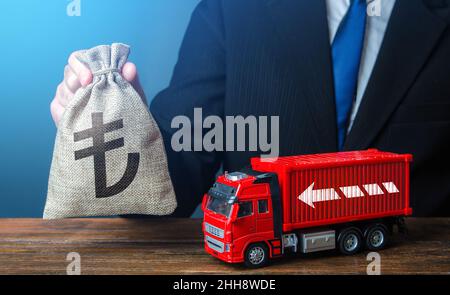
left=256, top=198, right=273, bottom=234
left=232, top=200, right=256, bottom=240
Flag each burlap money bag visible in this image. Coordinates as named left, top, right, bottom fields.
left=44, top=43, right=177, bottom=219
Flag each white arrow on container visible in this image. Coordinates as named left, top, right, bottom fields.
left=298, top=182, right=340, bottom=208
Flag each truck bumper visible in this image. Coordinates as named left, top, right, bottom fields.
left=204, top=239, right=243, bottom=264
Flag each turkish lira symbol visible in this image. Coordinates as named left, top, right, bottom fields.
left=74, top=112, right=140, bottom=198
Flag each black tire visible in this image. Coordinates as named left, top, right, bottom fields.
left=338, top=227, right=362, bottom=255
left=365, top=224, right=389, bottom=251
left=244, top=243, right=269, bottom=268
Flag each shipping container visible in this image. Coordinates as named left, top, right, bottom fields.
left=251, top=149, right=412, bottom=231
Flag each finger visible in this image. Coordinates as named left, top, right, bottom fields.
left=68, top=52, right=93, bottom=87
left=64, top=65, right=82, bottom=93
left=50, top=99, right=65, bottom=126
left=122, top=62, right=147, bottom=103
left=122, top=62, right=137, bottom=82
left=56, top=82, right=74, bottom=108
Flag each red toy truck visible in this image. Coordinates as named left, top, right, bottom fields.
left=202, top=149, right=412, bottom=267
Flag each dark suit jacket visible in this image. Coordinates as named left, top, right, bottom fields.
left=151, top=0, right=450, bottom=217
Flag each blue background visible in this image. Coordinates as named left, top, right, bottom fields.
left=0, top=0, right=200, bottom=217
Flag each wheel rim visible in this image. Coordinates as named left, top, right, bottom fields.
left=369, top=229, right=384, bottom=248
left=344, top=233, right=359, bottom=252
left=248, top=246, right=265, bottom=265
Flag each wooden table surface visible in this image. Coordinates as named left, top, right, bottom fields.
left=0, top=218, right=448, bottom=275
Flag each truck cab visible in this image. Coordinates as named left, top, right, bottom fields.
left=202, top=171, right=279, bottom=266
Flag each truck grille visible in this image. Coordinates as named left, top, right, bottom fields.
left=205, top=235, right=224, bottom=253
left=204, top=222, right=224, bottom=239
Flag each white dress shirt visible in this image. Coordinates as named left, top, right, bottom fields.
left=325, top=0, right=396, bottom=131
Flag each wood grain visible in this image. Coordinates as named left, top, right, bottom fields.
left=0, top=218, right=448, bottom=275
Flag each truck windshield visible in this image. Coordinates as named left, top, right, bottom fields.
left=206, top=182, right=236, bottom=217
left=207, top=197, right=233, bottom=218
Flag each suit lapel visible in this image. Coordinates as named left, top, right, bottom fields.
left=344, top=0, right=448, bottom=150
left=264, top=0, right=338, bottom=151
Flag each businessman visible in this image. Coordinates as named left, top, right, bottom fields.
left=51, top=0, right=450, bottom=217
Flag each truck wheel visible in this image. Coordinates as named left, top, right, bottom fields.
left=338, top=228, right=362, bottom=255
left=365, top=224, right=389, bottom=250
left=244, top=243, right=269, bottom=268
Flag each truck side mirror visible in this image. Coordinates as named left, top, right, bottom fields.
left=201, top=194, right=208, bottom=212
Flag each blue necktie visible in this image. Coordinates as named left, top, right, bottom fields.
left=332, top=0, right=367, bottom=150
